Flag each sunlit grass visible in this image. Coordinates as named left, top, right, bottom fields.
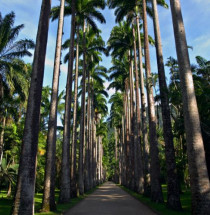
left=119, top=184, right=191, bottom=215
left=0, top=186, right=99, bottom=215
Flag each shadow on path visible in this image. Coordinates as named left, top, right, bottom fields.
left=64, top=181, right=156, bottom=215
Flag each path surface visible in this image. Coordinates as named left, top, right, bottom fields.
left=65, top=181, right=156, bottom=215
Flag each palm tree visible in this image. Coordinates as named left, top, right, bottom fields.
left=150, top=0, right=181, bottom=209
left=59, top=0, right=76, bottom=203
left=0, top=12, right=34, bottom=167
left=169, top=0, right=210, bottom=213
left=12, top=0, right=51, bottom=214
left=41, top=0, right=65, bottom=211
left=0, top=12, right=34, bottom=99
left=70, top=25, right=80, bottom=198
left=142, top=0, right=163, bottom=203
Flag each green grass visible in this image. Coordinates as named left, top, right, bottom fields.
left=0, top=186, right=99, bottom=215
left=0, top=191, right=13, bottom=215
left=119, top=184, right=191, bottom=215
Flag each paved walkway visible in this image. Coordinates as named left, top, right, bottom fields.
left=65, top=181, right=156, bottom=215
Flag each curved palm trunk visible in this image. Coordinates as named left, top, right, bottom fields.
left=142, top=0, right=163, bottom=203
left=132, top=23, right=144, bottom=194
left=42, top=0, right=65, bottom=211
left=151, top=0, right=181, bottom=210
left=79, top=20, right=86, bottom=195
left=59, top=0, right=76, bottom=203
left=170, top=0, right=210, bottom=213
left=71, top=25, right=80, bottom=198
left=12, top=1, right=51, bottom=214
left=136, top=16, right=150, bottom=196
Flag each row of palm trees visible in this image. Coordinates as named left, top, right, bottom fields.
left=3, top=0, right=209, bottom=214
left=107, top=0, right=210, bottom=214
left=11, top=0, right=109, bottom=214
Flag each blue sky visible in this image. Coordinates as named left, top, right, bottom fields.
left=1, top=0, right=210, bottom=97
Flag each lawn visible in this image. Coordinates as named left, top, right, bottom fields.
left=0, top=187, right=99, bottom=215
left=119, top=184, right=191, bottom=215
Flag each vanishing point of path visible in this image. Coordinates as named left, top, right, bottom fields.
left=65, top=182, right=157, bottom=215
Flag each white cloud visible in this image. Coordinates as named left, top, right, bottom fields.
left=104, top=81, right=115, bottom=98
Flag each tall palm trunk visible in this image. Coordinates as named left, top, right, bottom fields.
left=136, top=15, right=150, bottom=196
left=71, top=25, right=80, bottom=198
left=119, top=128, right=123, bottom=185
left=84, top=69, right=91, bottom=191
left=129, top=53, right=135, bottom=190
left=122, top=94, right=127, bottom=186
left=170, top=0, right=210, bottom=213
left=151, top=0, right=181, bottom=210
left=79, top=20, right=86, bottom=195
left=132, top=23, right=144, bottom=194
left=122, top=115, right=126, bottom=185
left=12, top=1, right=51, bottom=214
left=114, top=128, right=118, bottom=183
left=142, top=0, right=163, bottom=203
left=89, top=92, right=93, bottom=188
left=0, top=116, right=6, bottom=166
left=59, top=0, right=76, bottom=203
left=92, top=108, right=97, bottom=186
left=42, top=0, right=65, bottom=211
left=0, top=74, right=3, bottom=101
left=100, top=139, right=103, bottom=181
left=125, top=80, right=130, bottom=188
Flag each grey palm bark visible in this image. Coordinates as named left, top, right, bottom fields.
left=0, top=116, right=6, bottom=167
left=114, top=128, right=118, bottom=183
left=125, top=81, right=130, bottom=188
left=89, top=94, right=93, bottom=189
left=12, top=0, right=51, bottom=214
left=121, top=115, right=126, bottom=185
left=132, top=23, right=144, bottom=194
left=84, top=69, right=91, bottom=191
left=122, top=94, right=127, bottom=186
left=129, top=54, right=135, bottom=191
left=170, top=0, right=210, bottom=214
left=92, top=105, right=97, bottom=186
left=119, top=128, right=123, bottom=185
left=59, top=0, right=76, bottom=203
left=0, top=75, right=5, bottom=166
left=136, top=15, right=150, bottom=197
left=41, top=0, right=65, bottom=211
left=90, top=93, right=94, bottom=186
left=142, top=0, right=163, bottom=203
left=79, top=20, right=86, bottom=195
left=151, top=0, right=182, bottom=210
left=71, top=25, right=80, bottom=198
